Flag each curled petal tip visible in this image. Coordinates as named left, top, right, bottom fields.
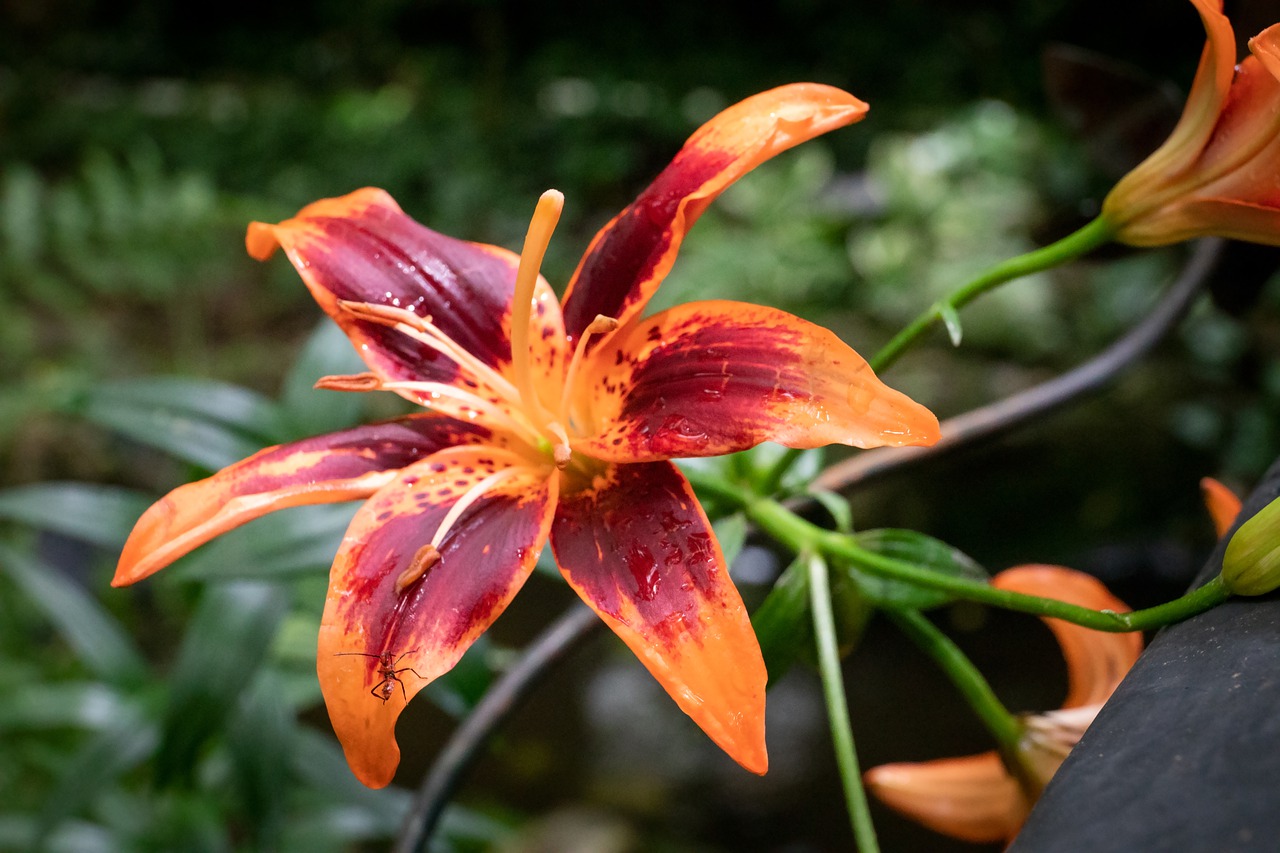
left=245, top=221, right=281, bottom=260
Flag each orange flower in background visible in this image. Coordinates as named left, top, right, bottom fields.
left=864, top=566, right=1143, bottom=843
left=113, top=84, right=941, bottom=788
left=1200, top=476, right=1242, bottom=537
left=1101, top=0, right=1280, bottom=247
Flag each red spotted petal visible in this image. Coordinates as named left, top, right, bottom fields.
left=317, top=447, right=557, bottom=788
left=560, top=84, right=867, bottom=340
left=864, top=753, right=1029, bottom=844
left=114, top=415, right=490, bottom=586
left=571, top=300, right=939, bottom=462
left=992, top=565, right=1142, bottom=709
left=549, top=460, right=767, bottom=773
left=246, top=188, right=567, bottom=390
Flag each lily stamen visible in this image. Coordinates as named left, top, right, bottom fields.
left=338, top=299, right=524, bottom=405
left=427, top=465, right=531, bottom=553
left=394, top=543, right=441, bottom=595
left=559, top=313, right=619, bottom=428
left=315, top=372, right=384, bottom=392
left=509, top=190, right=564, bottom=432
left=378, top=380, right=542, bottom=445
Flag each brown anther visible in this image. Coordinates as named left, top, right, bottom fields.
left=314, top=372, right=383, bottom=392
left=553, top=443, right=573, bottom=469
left=586, top=314, right=620, bottom=335
left=394, top=544, right=441, bottom=595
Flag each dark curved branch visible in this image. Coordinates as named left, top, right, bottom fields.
left=811, top=237, right=1224, bottom=494
left=393, top=603, right=602, bottom=853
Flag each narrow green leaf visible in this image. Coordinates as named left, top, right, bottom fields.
left=171, top=502, right=354, bottom=581
left=280, top=320, right=369, bottom=437
left=0, top=543, right=148, bottom=685
left=939, top=302, right=963, bottom=347
left=806, top=489, right=854, bottom=534
left=752, top=555, right=812, bottom=681
left=69, top=378, right=285, bottom=470
left=0, top=483, right=150, bottom=549
left=156, top=581, right=289, bottom=787
left=714, top=513, right=749, bottom=570
left=846, top=528, right=988, bottom=610
left=226, top=676, right=293, bottom=849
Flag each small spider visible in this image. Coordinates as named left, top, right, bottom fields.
left=334, top=650, right=422, bottom=702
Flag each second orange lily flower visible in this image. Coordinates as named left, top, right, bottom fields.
left=112, top=84, right=940, bottom=788
left=1102, top=0, right=1280, bottom=246
left=864, top=565, right=1143, bottom=843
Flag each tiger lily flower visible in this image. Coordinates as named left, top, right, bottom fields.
left=1101, top=0, right=1280, bottom=246
left=864, top=566, right=1143, bottom=843
left=113, top=83, right=940, bottom=788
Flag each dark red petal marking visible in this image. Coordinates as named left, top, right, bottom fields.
left=247, top=188, right=567, bottom=387
left=573, top=300, right=940, bottom=462
left=549, top=460, right=767, bottom=773
left=317, top=449, right=556, bottom=788
left=114, top=415, right=491, bottom=585
left=560, top=84, right=867, bottom=341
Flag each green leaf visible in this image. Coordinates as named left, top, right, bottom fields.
left=156, top=581, right=289, bottom=787
left=752, top=555, right=812, bottom=681
left=36, top=713, right=158, bottom=842
left=0, top=543, right=148, bottom=685
left=171, top=503, right=354, bottom=582
left=226, top=676, right=293, bottom=849
left=70, top=378, right=285, bottom=471
left=846, top=528, right=988, bottom=610
left=714, top=513, right=748, bottom=570
left=280, top=320, right=369, bottom=437
left=806, top=489, right=854, bottom=534
left=0, top=482, right=151, bottom=549
left=939, top=302, right=963, bottom=347
left=753, top=553, right=873, bottom=681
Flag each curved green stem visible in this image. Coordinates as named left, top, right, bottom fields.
left=869, top=217, right=1117, bottom=372
left=888, top=609, right=1022, bottom=759
left=807, top=552, right=880, bottom=852
left=684, top=470, right=1231, bottom=633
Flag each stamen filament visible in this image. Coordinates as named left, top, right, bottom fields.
left=510, top=190, right=564, bottom=431
left=429, top=465, right=532, bottom=550
left=380, top=380, right=542, bottom=445
left=559, top=313, right=619, bottom=428
left=337, top=300, right=524, bottom=405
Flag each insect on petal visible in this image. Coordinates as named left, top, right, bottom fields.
left=317, top=447, right=557, bottom=788
left=550, top=460, right=768, bottom=773
left=560, top=83, right=868, bottom=340
left=114, top=415, right=492, bottom=586
left=573, top=300, right=939, bottom=462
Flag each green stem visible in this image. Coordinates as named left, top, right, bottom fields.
left=684, top=472, right=1232, bottom=633
left=807, top=552, right=880, bottom=852
left=888, top=608, right=1022, bottom=759
left=758, top=447, right=806, bottom=496
left=869, top=216, right=1117, bottom=372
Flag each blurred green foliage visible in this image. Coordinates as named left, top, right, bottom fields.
left=3, top=1, right=1280, bottom=850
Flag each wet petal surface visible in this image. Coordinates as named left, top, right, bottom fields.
left=573, top=300, right=939, bottom=462
left=550, top=459, right=767, bottom=773
left=114, top=415, right=490, bottom=585
left=317, top=447, right=557, bottom=788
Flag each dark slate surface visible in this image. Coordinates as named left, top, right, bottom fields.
left=1011, top=459, right=1280, bottom=852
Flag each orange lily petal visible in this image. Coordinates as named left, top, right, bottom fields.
left=246, top=188, right=568, bottom=392
left=114, top=415, right=490, bottom=586
left=992, top=565, right=1142, bottom=708
left=549, top=460, right=767, bottom=773
left=1104, top=4, right=1280, bottom=246
left=1201, top=476, right=1243, bottom=538
left=317, top=447, right=557, bottom=788
left=572, top=300, right=938, bottom=462
left=560, top=83, right=867, bottom=340
left=864, top=753, right=1029, bottom=844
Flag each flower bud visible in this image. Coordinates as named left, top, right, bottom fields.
left=1222, top=496, right=1280, bottom=596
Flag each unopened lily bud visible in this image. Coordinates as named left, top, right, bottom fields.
left=1222, top=496, right=1280, bottom=596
